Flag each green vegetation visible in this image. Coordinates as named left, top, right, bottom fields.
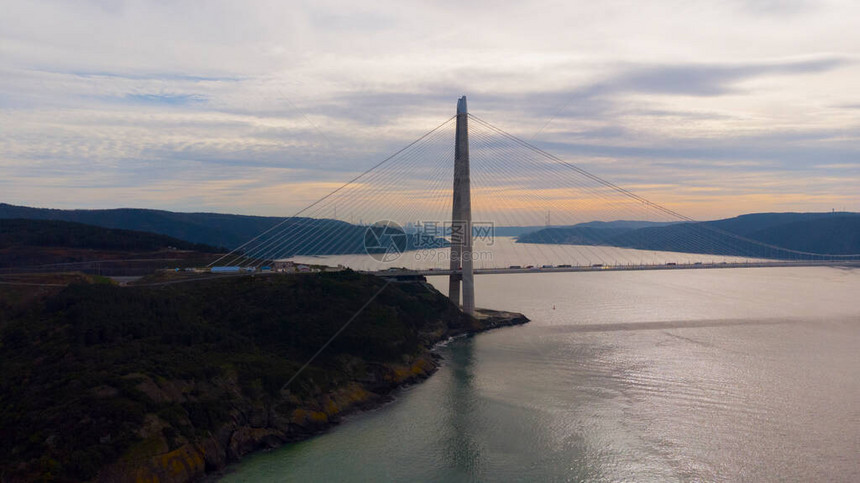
left=0, top=219, right=225, bottom=273
left=0, top=203, right=448, bottom=254
left=518, top=212, right=860, bottom=257
left=0, top=203, right=321, bottom=250
left=0, top=270, right=474, bottom=481
left=0, top=218, right=222, bottom=253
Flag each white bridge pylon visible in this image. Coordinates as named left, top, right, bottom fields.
left=448, top=96, right=475, bottom=315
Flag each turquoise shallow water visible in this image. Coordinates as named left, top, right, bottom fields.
left=222, top=267, right=860, bottom=482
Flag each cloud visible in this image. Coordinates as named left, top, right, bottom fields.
left=815, top=163, right=860, bottom=170
left=734, top=0, right=815, bottom=16
left=123, top=93, right=207, bottom=106
left=601, top=58, right=848, bottom=96
left=1, top=0, right=859, bottom=217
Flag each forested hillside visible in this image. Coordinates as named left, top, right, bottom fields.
left=0, top=271, right=517, bottom=482
left=518, top=212, right=860, bottom=257
left=0, top=219, right=221, bottom=252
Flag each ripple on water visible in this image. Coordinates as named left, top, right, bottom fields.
left=223, top=268, right=860, bottom=482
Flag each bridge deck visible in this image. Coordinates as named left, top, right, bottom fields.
left=368, top=260, right=860, bottom=277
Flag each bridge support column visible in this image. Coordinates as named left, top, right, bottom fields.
left=448, top=96, right=475, bottom=315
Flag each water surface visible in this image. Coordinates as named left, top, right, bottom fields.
left=223, top=267, right=860, bottom=482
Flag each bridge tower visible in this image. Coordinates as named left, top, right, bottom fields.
left=448, top=96, right=475, bottom=315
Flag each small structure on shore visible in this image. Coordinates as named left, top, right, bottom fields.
left=272, top=259, right=296, bottom=272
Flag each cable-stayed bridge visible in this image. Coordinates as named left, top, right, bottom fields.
left=211, top=97, right=860, bottom=314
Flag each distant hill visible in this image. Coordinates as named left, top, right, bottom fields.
left=0, top=204, right=448, bottom=257
left=487, top=221, right=674, bottom=237
left=0, top=218, right=222, bottom=252
left=0, top=219, right=227, bottom=272
left=567, top=220, right=678, bottom=230
left=515, top=220, right=677, bottom=246
left=7, top=203, right=858, bottom=259
left=492, top=226, right=546, bottom=237
left=517, top=212, right=860, bottom=257
left=743, top=215, right=860, bottom=254
left=0, top=203, right=284, bottom=249
left=516, top=226, right=633, bottom=245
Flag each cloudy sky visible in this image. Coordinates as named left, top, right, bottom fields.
left=1, top=0, right=858, bottom=220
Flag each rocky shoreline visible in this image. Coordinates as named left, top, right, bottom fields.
left=99, top=307, right=529, bottom=483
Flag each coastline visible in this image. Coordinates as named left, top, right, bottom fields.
left=102, top=307, right=529, bottom=483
